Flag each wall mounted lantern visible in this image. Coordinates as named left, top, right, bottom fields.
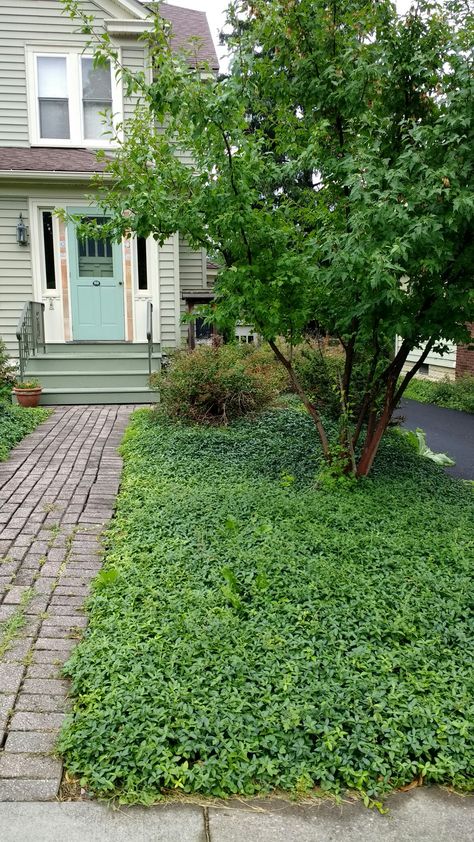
left=16, top=213, right=28, bottom=246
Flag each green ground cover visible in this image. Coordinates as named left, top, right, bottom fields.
left=0, top=402, right=50, bottom=461
left=59, top=406, right=474, bottom=803
left=403, top=376, right=474, bottom=413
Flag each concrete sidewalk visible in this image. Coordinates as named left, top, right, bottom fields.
left=0, top=788, right=473, bottom=842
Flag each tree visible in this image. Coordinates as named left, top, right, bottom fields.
left=63, top=0, right=474, bottom=476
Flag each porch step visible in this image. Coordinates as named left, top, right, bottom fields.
left=26, top=371, right=154, bottom=390
left=27, top=358, right=160, bottom=376
left=41, top=342, right=154, bottom=355
left=23, top=342, right=161, bottom=406
left=38, top=387, right=157, bottom=406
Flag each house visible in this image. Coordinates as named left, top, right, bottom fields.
left=398, top=325, right=474, bottom=382
left=0, top=0, right=219, bottom=404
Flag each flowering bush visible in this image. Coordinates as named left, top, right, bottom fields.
left=150, top=344, right=284, bottom=424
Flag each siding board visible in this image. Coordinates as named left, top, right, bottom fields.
left=0, top=198, right=33, bottom=354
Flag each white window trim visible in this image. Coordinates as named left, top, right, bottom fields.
left=26, top=45, right=123, bottom=149
left=30, top=201, right=63, bottom=301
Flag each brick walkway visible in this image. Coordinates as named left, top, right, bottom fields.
left=0, top=405, right=133, bottom=801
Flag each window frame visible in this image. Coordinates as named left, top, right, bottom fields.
left=26, top=46, right=123, bottom=148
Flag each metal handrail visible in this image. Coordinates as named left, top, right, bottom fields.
left=146, top=300, right=153, bottom=376
left=16, top=301, right=46, bottom=382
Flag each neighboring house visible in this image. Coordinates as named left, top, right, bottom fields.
left=0, top=0, right=219, bottom=404
left=398, top=325, right=474, bottom=382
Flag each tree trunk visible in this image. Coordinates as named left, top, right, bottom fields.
left=356, top=337, right=436, bottom=476
left=269, top=339, right=331, bottom=459
left=355, top=401, right=394, bottom=477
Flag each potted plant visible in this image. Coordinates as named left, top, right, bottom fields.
left=13, top=378, right=42, bottom=408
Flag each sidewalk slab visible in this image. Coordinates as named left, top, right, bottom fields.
left=0, top=802, right=206, bottom=842
left=207, top=789, right=474, bottom=842
left=0, top=790, right=472, bottom=842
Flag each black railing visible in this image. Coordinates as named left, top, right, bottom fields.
left=146, top=300, right=153, bottom=376
left=16, top=301, right=46, bottom=382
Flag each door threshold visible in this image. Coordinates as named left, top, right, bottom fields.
left=66, top=340, right=131, bottom=344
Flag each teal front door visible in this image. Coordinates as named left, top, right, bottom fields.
left=68, top=210, right=125, bottom=340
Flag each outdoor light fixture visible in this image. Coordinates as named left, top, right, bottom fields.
left=16, top=213, right=28, bottom=246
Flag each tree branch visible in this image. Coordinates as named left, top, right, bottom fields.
left=269, top=339, right=330, bottom=458
left=393, top=337, right=436, bottom=407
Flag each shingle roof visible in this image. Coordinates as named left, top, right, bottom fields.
left=153, top=3, right=219, bottom=69
left=0, top=147, right=106, bottom=173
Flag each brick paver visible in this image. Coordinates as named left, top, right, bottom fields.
left=0, top=405, right=133, bottom=801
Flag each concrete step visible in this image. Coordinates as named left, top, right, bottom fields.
left=28, top=354, right=161, bottom=375
left=38, top=387, right=158, bottom=406
left=26, top=371, right=154, bottom=389
left=39, top=342, right=156, bottom=355
left=23, top=343, right=162, bottom=405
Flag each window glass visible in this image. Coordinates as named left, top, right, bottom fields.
left=196, top=317, right=212, bottom=341
left=42, top=211, right=56, bottom=290
left=137, top=237, right=148, bottom=290
left=38, top=56, right=68, bottom=97
left=37, top=56, right=70, bottom=139
left=82, top=58, right=113, bottom=140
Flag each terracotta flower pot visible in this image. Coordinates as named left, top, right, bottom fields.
left=13, top=387, right=42, bottom=408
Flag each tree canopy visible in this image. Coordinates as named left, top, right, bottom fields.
left=64, top=0, right=474, bottom=475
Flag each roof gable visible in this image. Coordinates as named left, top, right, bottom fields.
left=94, top=0, right=148, bottom=20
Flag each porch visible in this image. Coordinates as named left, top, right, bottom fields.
left=16, top=302, right=160, bottom=405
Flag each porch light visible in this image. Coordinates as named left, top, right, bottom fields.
left=16, top=213, right=28, bottom=246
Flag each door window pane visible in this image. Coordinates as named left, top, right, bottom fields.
left=37, top=56, right=70, bottom=139
left=82, top=57, right=113, bottom=140
left=77, top=217, right=113, bottom=277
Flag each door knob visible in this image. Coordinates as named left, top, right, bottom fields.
left=93, top=280, right=100, bottom=286
left=119, top=281, right=123, bottom=286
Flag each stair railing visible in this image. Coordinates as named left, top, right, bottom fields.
left=146, top=300, right=153, bottom=376
left=16, top=301, right=46, bottom=382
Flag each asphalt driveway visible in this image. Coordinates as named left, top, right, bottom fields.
left=394, top=399, right=474, bottom=480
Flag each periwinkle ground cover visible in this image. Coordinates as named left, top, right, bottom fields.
left=0, top=403, right=50, bottom=461
left=59, top=406, right=474, bottom=803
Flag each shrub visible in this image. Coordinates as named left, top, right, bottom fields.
left=404, top=375, right=474, bottom=414
left=150, top=344, right=284, bottom=424
left=0, top=338, right=16, bottom=403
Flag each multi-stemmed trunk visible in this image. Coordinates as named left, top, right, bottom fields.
left=270, top=335, right=436, bottom=478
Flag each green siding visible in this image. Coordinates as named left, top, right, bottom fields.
left=159, top=237, right=180, bottom=347
left=122, top=45, right=146, bottom=123
left=179, top=236, right=206, bottom=291
left=0, top=197, right=33, bottom=355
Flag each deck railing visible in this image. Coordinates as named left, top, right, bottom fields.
left=146, top=300, right=153, bottom=377
left=16, top=301, right=46, bottom=382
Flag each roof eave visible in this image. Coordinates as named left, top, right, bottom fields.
left=0, top=170, right=109, bottom=181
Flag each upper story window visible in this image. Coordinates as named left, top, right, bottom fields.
left=37, top=56, right=70, bottom=140
left=28, top=49, right=121, bottom=147
left=81, top=58, right=113, bottom=140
